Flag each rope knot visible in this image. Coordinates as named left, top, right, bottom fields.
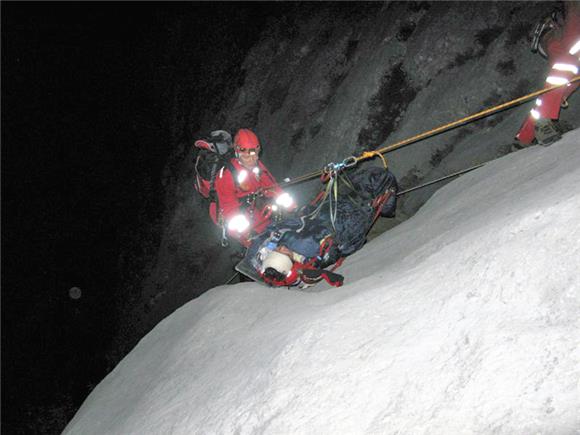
left=360, top=151, right=388, bottom=168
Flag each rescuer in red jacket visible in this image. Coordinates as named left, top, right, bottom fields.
left=516, top=2, right=580, bottom=146
left=212, top=129, right=295, bottom=247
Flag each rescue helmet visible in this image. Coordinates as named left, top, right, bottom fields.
left=234, top=129, right=261, bottom=153
left=262, top=250, right=293, bottom=275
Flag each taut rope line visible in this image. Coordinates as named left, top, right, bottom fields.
left=280, top=75, right=580, bottom=187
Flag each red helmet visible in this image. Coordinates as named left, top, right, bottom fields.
left=234, top=129, right=261, bottom=152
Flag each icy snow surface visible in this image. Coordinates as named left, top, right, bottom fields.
left=65, top=131, right=580, bottom=434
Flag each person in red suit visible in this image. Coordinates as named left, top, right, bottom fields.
left=516, top=2, right=580, bottom=146
left=212, top=128, right=295, bottom=247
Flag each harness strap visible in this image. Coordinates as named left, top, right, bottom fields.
left=368, top=190, right=393, bottom=233
left=338, top=172, right=373, bottom=210
left=301, top=267, right=344, bottom=287
left=330, top=256, right=345, bottom=271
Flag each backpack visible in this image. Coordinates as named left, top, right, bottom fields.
left=531, top=8, right=565, bottom=59
left=194, top=130, right=234, bottom=201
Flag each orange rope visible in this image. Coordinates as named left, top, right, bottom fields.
left=279, top=75, right=580, bottom=188
left=360, top=150, right=388, bottom=168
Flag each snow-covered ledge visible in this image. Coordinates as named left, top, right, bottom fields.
left=65, top=130, right=580, bottom=434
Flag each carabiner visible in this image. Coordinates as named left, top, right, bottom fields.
left=342, top=156, right=358, bottom=168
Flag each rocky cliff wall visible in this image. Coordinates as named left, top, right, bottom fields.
left=115, top=1, right=579, bottom=354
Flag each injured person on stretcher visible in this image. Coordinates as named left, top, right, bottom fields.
left=236, top=164, right=398, bottom=288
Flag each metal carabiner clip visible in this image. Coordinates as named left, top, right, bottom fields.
left=342, top=156, right=358, bottom=168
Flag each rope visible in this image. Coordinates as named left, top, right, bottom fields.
left=333, top=174, right=340, bottom=229
left=279, top=75, right=580, bottom=187
left=234, top=77, right=579, bottom=286
left=225, top=271, right=240, bottom=284
left=297, top=169, right=360, bottom=234
left=360, top=150, right=388, bottom=168
left=296, top=175, right=335, bottom=232
left=396, top=163, right=485, bottom=196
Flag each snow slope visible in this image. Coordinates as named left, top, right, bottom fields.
left=65, top=131, right=580, bottom=434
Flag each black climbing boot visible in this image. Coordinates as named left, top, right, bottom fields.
left=535, top=119, right=562, bottom=146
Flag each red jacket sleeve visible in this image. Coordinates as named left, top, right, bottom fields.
left=214, top=167, right=242, bottom=222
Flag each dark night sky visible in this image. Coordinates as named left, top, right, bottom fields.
left=2, top=4, right=169, bottom=432
left=2, top=2, right=279, bottom=433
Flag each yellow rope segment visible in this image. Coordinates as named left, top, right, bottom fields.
left=360, top=150, right=388, bottom=168
left=279, top=75, right=580, bottom=188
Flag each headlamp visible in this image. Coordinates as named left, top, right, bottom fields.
left=275, top=192, right=294, bottom=209
left=236, top=146, right=260, bottom=155
left=237, top=170, right=248, bottom=184
left=227, top=214, right=250, bottom=233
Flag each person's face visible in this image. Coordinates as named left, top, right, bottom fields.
left=237, top=147, right=260, bottom=169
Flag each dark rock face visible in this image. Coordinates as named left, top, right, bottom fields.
left=356, top=62, right=419, bottom=152
left=115, top=1, right=580, bottom=359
